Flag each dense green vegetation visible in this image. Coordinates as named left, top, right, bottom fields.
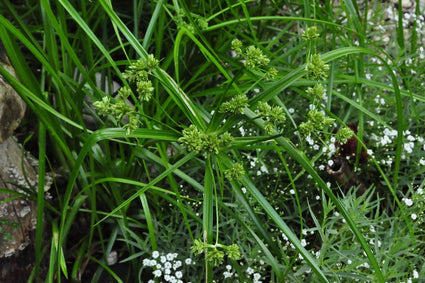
left=1, top=0, right=425, bottom=282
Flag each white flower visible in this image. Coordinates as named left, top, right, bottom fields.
left=253, top=272, right=261, bottom=280
left=288, top=108, right=295, bottom=114
left=420, top=158, right=425, bottom=165
left=149, top=259, right=157, bottom=266
left=301, top=239, right=307, bottom=247
left=404, top=142, right=414, bottom=153
left=152, top=251, right=160, bottom=258
left=185, top=258, right=192, bottom=265
left=241, top=187, right=247, bottom=194
left=173, top=260, right=182, bottom=270
left=246, top=267, right=254, bottom=275
left=413, top=269, right=419, bottom=278
left=403, top=198, right=413, bottom=207
left=411, top=213, right=417, bottom=220
left=223, top=271, right=234, bottom=278
left=143, top=258, right=151, bottom=267
left=160, top=256, right=167, bottom=263
left=327, top=160, right=334, bottom=166
left=164, top=262, right=172, bottom=269
left=175, top=271, right=183, bottom=279
left=153, top=269, right=162, bottom=277
left=289, top=189, right=295, bottom=195
left=166, top=253, right=176, bottom=261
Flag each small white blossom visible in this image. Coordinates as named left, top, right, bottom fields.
left=403, top=198, right=413, bottom=207
left=153, top=269, right=162, bottom=277
left=413, top=269, right=419, bottom=279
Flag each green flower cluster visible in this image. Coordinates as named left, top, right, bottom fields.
left=191, top=239, right=240, bottom=266
left=178, top=125, right=233, bottom=154
left=175, top=10, right=208, bottom=33
left=224, top=163, right=245, bottom=181
left=123, top=54, right=158, bottom=101
left=257, top=101, right=286, bottom=135
left=306, top=83, right=325, bottom=100
left=219, top=94, right=249, bottom=114
left=299, top=109, right=335, bottom=135
left=230, top=39, right=276, bottom=79
left=306, top=54, right=329, bottom=81
left=93, top=91, right=138, bottom=135
left=302, top=26, right=320, bottom=41
left=93, top=54, right=159, bottom=135
left=336, top=126, right=355, bottom=143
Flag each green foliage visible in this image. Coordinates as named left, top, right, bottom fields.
left=1, top=0, right=425, bottom=282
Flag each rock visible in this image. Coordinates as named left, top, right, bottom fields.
left=0, top=136, right=38, bottom=258
left=0, top=42, right=26, bottom=144
left=0, top=41, right=39, bottom=259
left=392, top=0, right=413, bottom=9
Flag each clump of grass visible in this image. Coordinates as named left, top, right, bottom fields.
left=1, top=0, right=425, bottom=282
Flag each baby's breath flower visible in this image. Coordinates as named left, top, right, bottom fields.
left=403, top=198, right=413, bottom=207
